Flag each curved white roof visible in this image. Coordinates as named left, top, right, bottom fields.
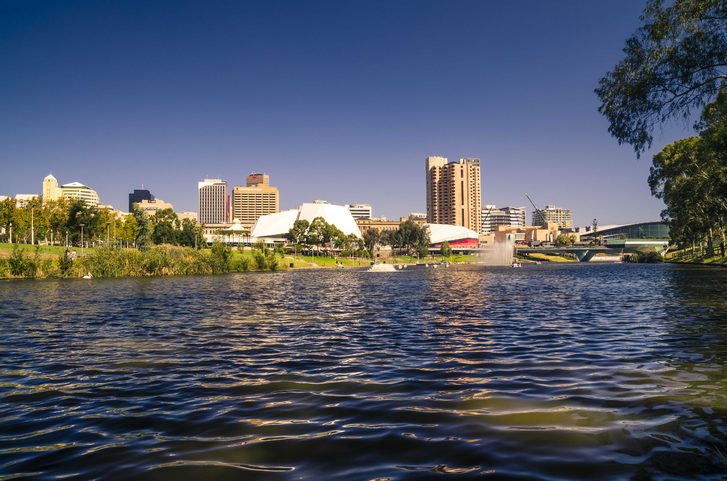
left=251, top=209, right=300, bottom=238
left=251, top=203, right=362, bottom=239
left=61, top=181, right=90, bottom=189
left=298, top=203, right=361, bottom=237
left=427, top=223, right=479, bottom=244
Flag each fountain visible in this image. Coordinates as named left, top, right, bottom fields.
left=481, top=234, right=515, bottom=265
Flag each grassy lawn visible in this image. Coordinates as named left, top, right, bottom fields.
left=0, top=242, right=95, bottom=259
left=520, top=252, right=576, bottom=263
left=666, top=248, right=727, bottom=266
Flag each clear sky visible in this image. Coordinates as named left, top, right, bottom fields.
left=0, top=0, right=696, bottom=226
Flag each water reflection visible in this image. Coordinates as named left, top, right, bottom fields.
left=0, top=264, right=726, bottom=480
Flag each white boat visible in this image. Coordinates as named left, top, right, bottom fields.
left=511, top=261, right=522, bottom=268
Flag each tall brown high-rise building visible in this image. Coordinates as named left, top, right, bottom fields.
left=425, top=156, right=481, bottom=233
left=232, top=173, right=279, bottom=227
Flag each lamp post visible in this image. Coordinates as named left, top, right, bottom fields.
left=106, top=222, right=110, bottom=246
left=31, top=207, right=34, bottom=245
left=79, top=223, right=85, bottom=255
left=8, top=222, right=12, bottom=244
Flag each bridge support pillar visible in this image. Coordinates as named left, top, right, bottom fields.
left=574, top=250, right=596, bottom=262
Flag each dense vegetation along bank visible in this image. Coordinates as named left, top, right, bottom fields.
left=0, top=243, right=481, bottom=279
left=665, top=248, right=727, bottom=267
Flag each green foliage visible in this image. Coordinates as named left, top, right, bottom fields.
left=596, top=0, right=727, bottom=153
left=8, top=245, right=37, bottom=278
left=388, top=220, right=431, bottom=256
left=440, top=241, right=453, bottom=257
left=649, top=93, right=727, bottom=251
left=266, top=252, right=279, bottom=271
left=253, top=249, right=267, bottom=270
left=59, top=249, right=73, bottom=276
left=555, top=234, right=574, bottom=247
left=133, top=208, right=152, bottom=249
left=627, top=251, right=664, bottom=263
left=210, top=241, right=232, bottom=274
left=362, top=228, right=381, bottom=258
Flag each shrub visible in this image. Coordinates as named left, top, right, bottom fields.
left=266, top=252, right=279, bottom=271
left=253, top=250, right=267, bottom=270
left=8, top=246, right=37, bottom=278
left=210, top=241, right=232, bottom=274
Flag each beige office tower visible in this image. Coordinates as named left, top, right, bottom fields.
left=232, top=173, right=279, bottom=227
left=42, top=174, right=61, bottom=204
left=425, top=156, right=482, bottom=232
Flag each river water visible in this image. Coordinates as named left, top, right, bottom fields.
left=1, top=264, right=726, bottom=480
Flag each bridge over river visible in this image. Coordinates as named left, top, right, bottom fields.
left=515, top=239, right=670, bottom=262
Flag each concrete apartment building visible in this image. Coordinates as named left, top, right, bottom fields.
left=135, top=198, right=174, bottom=215
left=231, top=173, right=279, bottom=227
left=346, top=204, right=372, bottom=220
left=481, top=205, right=527, bottom=234
left=42, top=174, right=100, bottom=207
left=198, top=179, right=228, bottom=225
left=425, top=156, right=481, bottom=233
left=532, top=205, right=573, bottom=229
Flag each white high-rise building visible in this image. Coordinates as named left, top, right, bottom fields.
left=532, top=205, right=573, bottom=229
left=481, top=205, right=527, bottom=234
left=60, top=182, right=99, bottom=206
left=198, top=179, right=228, bottom=225
left=346, top=204, right=372, bottom=220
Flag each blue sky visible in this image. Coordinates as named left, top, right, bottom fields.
left=0, top=1, right=695, bottom=225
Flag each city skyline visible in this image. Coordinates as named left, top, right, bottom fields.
left=1, top=1, right=697, bottom=225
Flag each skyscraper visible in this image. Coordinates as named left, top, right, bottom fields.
left=198, top=179, right=228, bottom=225
left=128, top=189, right=154, bottom=212
left=231, top=173, right=279, bottom=227
left=425, top=156, right=482, bottom=232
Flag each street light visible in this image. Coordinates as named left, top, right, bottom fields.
left=8, top=222, right=12, bottom=244
left=79, top=223, right=85, bottom=255
left=106, top=222, right=110, bottom=246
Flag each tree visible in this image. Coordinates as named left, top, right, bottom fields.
left=596, top=0, right=727, bottom=153
left=132, top=208, right=152, bottom=249
left=362, top=228, right=382, bottom=259
left=440, top=240, right=453, bottom=257
left=555, top=234, right=574, bottom=247
left=151, top=208, right=179, bottom=245
left=178, top=218, right=203, bottom=248
left=393, top=220, right=430, bottom=256
left=649, top=93, right=727, bottom=255
left=288, top=219, right=310, bottom=250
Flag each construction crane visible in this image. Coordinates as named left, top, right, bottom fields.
left=481, top=204, right=496, bottom=233
left=525, top=193, right=544, bottom=227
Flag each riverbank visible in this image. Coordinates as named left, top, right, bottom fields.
left=0, top=243, right=483, bottom=279
left=666, top=247, right=727, bottom=267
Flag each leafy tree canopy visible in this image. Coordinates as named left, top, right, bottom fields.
left=596, top=0, right=727, bottom=153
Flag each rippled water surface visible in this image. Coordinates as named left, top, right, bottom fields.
left=2, top=264, right=727, bottom=480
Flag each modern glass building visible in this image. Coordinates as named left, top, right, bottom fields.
left=580, top=222, right=669, bottom=241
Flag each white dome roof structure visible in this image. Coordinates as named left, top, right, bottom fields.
left=426, top=223, right=479, bottom=245
left=251, top=203, right=362, bottom=239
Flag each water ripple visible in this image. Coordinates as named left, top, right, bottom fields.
left=1, top=264, right=726, bottom=480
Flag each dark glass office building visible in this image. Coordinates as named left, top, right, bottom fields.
left=128, top=189, right=154, bottom=212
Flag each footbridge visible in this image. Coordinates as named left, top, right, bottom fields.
left=516, top=239, right=670, bottom=262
